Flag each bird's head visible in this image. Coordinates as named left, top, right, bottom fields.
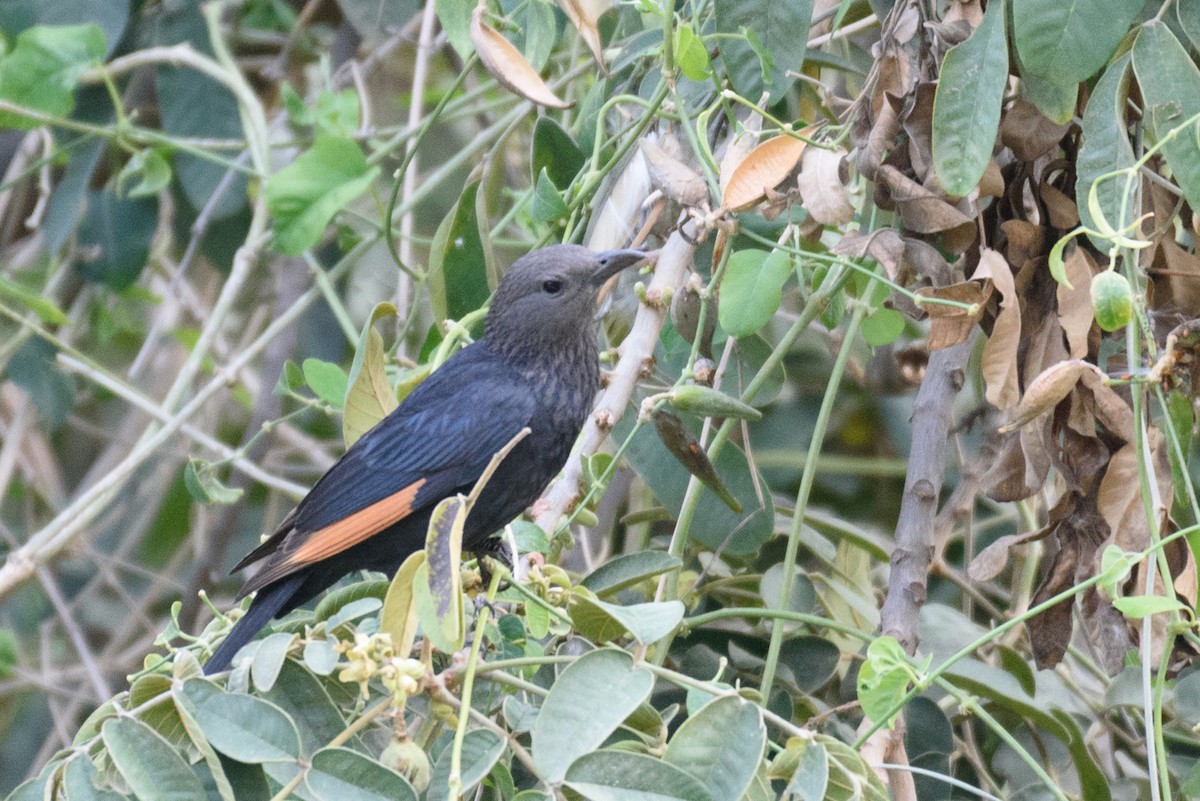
left=485, top=245, right=647, bottom=357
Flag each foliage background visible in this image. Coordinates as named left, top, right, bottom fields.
left=0, top=0, right=1199, bottom=799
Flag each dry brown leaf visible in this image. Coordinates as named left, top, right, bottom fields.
left=974, top=249, right=1022, bottom=409
left=915, top=281, right=990, bottom=349
left=471, top=7, right=571, bottom=109
left=719, top=117, right=762, bottom=196
left=1149, top=240, right=1200, bottom=315
left=722, top=132, right=810, bottom=211
left=1028, top=507, right=1109, bottom=669
left=835, top=229, right=905, bottom=279
left=1057, top=244, right=1096, bottom=359
left=640, top=139, right=708, bottom=207
left=1076, top=368, right=1134, bottom=441
left=556, top=0, right=614, bottom=67
left=977, top=160, right=1005, bottom=198
left=982, top=418, right=1053, bottom=501
left=1002, top=360, right=1103, bottom=432
left=877, top=165, right=972, bottom=233
left=1000, top=97, right=1070, bottom=162
left=1001, top=220, right=1046, bottom=267
left=967, top=526, right=1052, bottom=582
left=1041, top=184, right=1079, bottom=230
left=1097, top=429, right=1171, bottom=554
left=797, top=146, right=854, bottom=226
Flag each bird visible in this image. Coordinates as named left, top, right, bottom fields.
left=202, top=245, right=648, bottom=674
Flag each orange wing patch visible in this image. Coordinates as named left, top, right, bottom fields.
left=286, top=478, right=427, bottom=566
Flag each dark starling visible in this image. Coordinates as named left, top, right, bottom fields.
left=202, top=245, right=647, bottom=673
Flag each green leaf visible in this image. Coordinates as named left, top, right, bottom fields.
left=343, top=302, right=399, bottom=447
left=564, top=751, right=714, bottom=801
left=75, top=191, right=158, bottom=290
left=260, top=662, right=348, bottom=756
left=783, top=741, right=828, bottom=801
left=305, top=747, right=417, bottom=801
left=312, top=579, right=389, bottom=622
left=521, top=0, right=557, bottom=72
left=303, top=636, right=339, bottom=676
left=1180, top=0, right=1200, bottom=53
left=1013, top=0, right=1141, bottom=84
left=931, top=0, right=1008, bottom=196
left=1077, top=54, right=1135, bottom=250
left=380, top=550, right=426, bottom=657
left=715, top=0, right=813, bottom=102
left=154, top=3, right=247, bottom=220
left=302, top=358, right=349, bottom=408
left=531, top=117, right=585, bottom=188
left=855, top=636, right=913, bottom=728
left=267, top=136, right=380, bottom=255
left=860, top=308, right=905, bottom=347
left=570, top=596, right=685, bottom=644
left=669, top=385, right=762, bottom=421
left=0, top=276, right=68, bottom=325
left=1113, top=594, right=1186, bottom=618
left=532, top=649, right=655, bottom=782
left=579, top=552, right=683, bottom=597
left=0, top=24, right=106, bottom=127
left=619, top=415, right=773, bottom=555
left=1166, top=389, right=1194, bottom=509
left=0, top=0, right=129, bottom=58
left=663, top=696, right=765, bottom=801
left=673, top=24, right=712, bottom=81
left=427, top=729, right=506, bottom=801
left=250, top=632, right=296, bottom=692
left=177, top=679, right=301, bottom=763
left=184, top=458, right=244, bottom=505
left=63, top=755, right=126, bottom=801
left=427, top=180, right=491, bottom=322
left=434, top=0, right=473, bottom=58
left=530, top=167, right=569, bottom=222
left=116, top=149, right=173, bottom=198
left=718, top=249, right=793, bottom=338
left=1133, top=21, right=1200, bottom=213
left=101, top=717, right=207, bottom=801
left=414, top=496, right=467, bottom=652
left=7, top=336, right=73, bottom=429
left=0, top=629, right=16, bottom=679
left=1019, top=68, right=1077, bottom=126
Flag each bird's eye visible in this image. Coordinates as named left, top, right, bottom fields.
left=542, top=279, right=564, bottom=294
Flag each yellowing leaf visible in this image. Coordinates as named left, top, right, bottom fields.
left=380, top=550, right=427, bottom=658
left=343, top=303, right=399, bottom=448
left=721, top=132, right=808, bottom=211
left=471, top=6, right=571, bottom=109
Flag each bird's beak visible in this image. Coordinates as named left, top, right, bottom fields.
left=591, top=249, right=648, bottom=286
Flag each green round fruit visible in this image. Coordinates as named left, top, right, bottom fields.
left=1091, top=270, right=1133, bottom=332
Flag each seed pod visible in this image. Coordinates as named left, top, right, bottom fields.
left=669, top=384, right=762, bottom=420
left=1091, top=270, right=1133, bottom=332
left=670, top=276, right=717, bottom=358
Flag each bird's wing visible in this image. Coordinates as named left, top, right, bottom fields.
left=233, top=345, right=535, bottom=594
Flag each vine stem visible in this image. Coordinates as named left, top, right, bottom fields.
left=447, top=568, right=503, bottom=798
left=760, top=284, right=872, bottom=697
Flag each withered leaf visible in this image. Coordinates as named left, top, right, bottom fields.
left=1041, top=184, right=1080, bottom=230
left=1002, top=359, right=1104, bottom=432
left=1096, top=430, right=1172, bottom=554
left=471, top=7, right=571, bottom=109
left=556, top=0, right=614, bottom=67
left=722, top=132, right=809, bottom=211
left=877, top=165, right=972, bottom=233
left=1000, top=96, right=1070, bottom=162
left=1076, top=367, right=1134, bottom=441
left=651, top=409, right=742, bottom=513
left=915, top=280, right=991, bottom=350
left=967, top=526, right=1052, bottom=582
left=835, top=229, right=906, bottom=280
left=975, top=248, right=1022, bottom=409
left=797, top=146, right=855, bottom=226
left=640, top=138, right=708, bottom=207
left=1056, top=244, right=1096, bottom=359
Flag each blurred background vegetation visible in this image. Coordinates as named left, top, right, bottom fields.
left=0, top=0, right=1200, bottom=799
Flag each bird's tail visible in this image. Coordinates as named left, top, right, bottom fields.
left=203, top=574, right=305, bottom=675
